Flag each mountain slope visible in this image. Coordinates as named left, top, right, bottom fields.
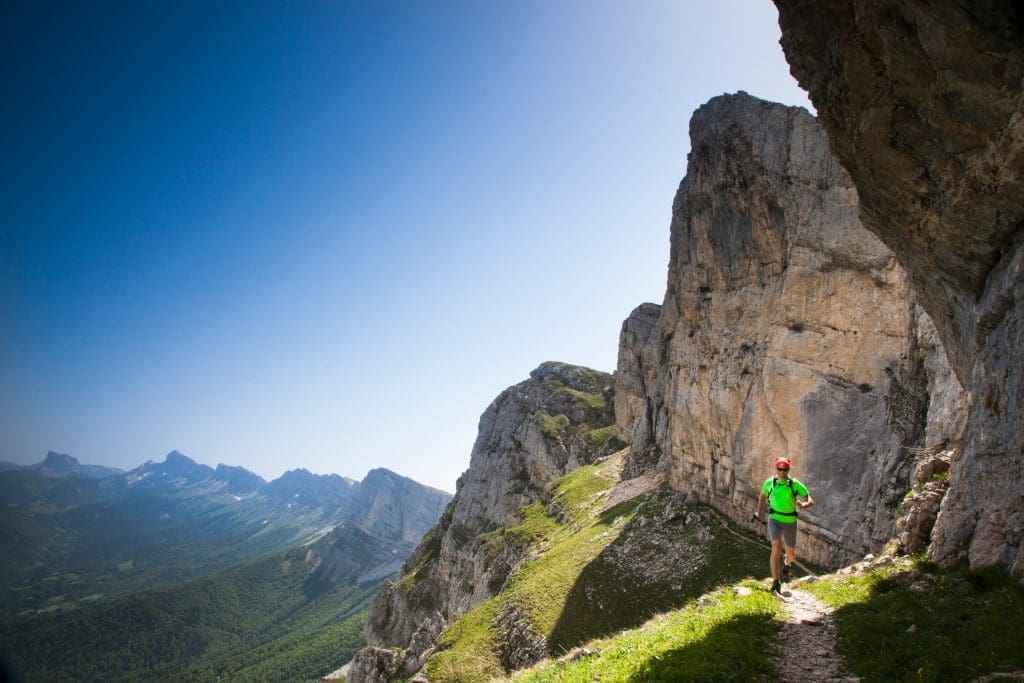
left=0, top=452, right=451, bottom=616
left=0, top=537, right=379, bottom=682
left=351, top=362, right=619, bottom=679
left=1, top=462, right=452, bottom=681
left=349, top=450, right=774, bottom=681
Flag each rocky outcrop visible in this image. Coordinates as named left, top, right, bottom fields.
left=614, top=93, right=965, bottom=567
left=345, top=647, right=402, bottom=683
left=896, top=449, right=952, bottom=555
left=351, top=362, right=616, bottom=680
left=614, top=303, right=664, bottom=478
left=774, top=0, right=1024, bottom=572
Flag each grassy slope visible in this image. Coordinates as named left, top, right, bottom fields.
left=517, top=556, right=1024, bottom=683
left=0, top=544, right=379, bottom=682
left=516, top=583, right=784, bottom=682
left=423, top=454, right=772, bottom=682
left=803, top=557, right=1024, bottom=682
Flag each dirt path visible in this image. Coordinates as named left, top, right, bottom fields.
left=772, top=586, right=857, bottom=682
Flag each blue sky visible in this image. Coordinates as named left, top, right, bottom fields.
left=1, top=1, right=811, bottom=492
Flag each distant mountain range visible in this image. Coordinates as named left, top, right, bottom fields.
left=0, top=450, right=452, bottom=616
left=0, top=450, right=124, bottom=480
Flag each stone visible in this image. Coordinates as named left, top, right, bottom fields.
left=614, top=92, right=964, bottom=567
left=774, top=0, right=1024, bottom=572
left=345, top=647, right=401, bottom=683
left=614, top=303, right=664, bottom=477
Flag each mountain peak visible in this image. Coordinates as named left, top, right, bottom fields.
left=42, top=451, right=80, bottom=471
left=362, top=467, right=401, bottom=483
left=214, top=463, right=266, bottom=494
left=164, top=450, right=194, bottom=464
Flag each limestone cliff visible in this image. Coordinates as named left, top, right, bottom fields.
left=614, top=93, right=964, bottom=567
left=349, top=362, right=617, bottom=679
left=774, top=0, right=1024, bottom=572
left=307, top=469, right=452, bottom=586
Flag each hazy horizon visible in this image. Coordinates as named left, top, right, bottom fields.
left=2, top=1, right=812, bottom=492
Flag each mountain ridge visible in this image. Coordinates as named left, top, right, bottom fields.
left=0, top=450, right=452, bottom=616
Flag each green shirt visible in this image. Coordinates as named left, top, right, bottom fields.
left=762, top=477, right=809, bottom=523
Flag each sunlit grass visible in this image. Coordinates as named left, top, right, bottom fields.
left=514, top=584, right=784, bottom=682
left=544, top=378, right=607, bottom=410
left=426, top=460, right=625, bottom=681
left=426, top=598, right=505, bottom=682
left=422, top=453, right=777, bottom=682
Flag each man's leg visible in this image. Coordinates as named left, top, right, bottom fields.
left=782, top=523, right=798, bottom=576
left=770, top=539, right=783, bottom=581
left=767, top=519, right=784, bottom=593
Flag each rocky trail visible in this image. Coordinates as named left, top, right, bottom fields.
left=772, top=586, right=856, bottom=682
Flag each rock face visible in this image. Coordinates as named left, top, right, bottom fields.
left=614, top=93, right=964, bottom=567
left=347, top=468, right=452, bottom=546
left=614, top=303, right=663, bottom=479
left=309, top=470, right=452, bottom=586
left=351, top=362, right=616, bottom=680
left=774, top=0, right=1024, bottom=571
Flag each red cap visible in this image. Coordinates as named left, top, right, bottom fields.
left=775, top=457, right=791, bottom=469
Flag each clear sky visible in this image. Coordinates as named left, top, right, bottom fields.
left=1, top=1, right=811, bottom=493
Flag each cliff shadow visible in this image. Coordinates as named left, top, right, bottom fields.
left=547, top=493, right=768, bottom=653
left=823, top=564, right=1024, bottom=681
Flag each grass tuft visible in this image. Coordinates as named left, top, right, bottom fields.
left=586, top=426, right=616, bottom=449
left=536, top=411, right=571, bottom=439
left=426, top=598, right=504, bottom=682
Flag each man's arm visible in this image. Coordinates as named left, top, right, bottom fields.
left=798, top=493, right=815, bottom=510
left=757, top=492, right=767, bottom=520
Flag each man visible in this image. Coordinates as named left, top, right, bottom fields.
left=756, top=456, right=813, bottom=595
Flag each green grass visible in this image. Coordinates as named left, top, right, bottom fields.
left=509, top=505, right=633, bottom=642
left=398, top=527, right=442, bottom=594
left=544, top=378, right=607, bottom=410
left=536, top=410, right=571, bottom=439
left=514, top=584, right=784, bottom=682
left=506, top=502, right=562, bottom=548
left=586, top=425, right=616, bottom=449
left=425, top=459, right=625, bottom=680
left=548, top=462, right=617, bottom=518
left=803, top=558, right=1024, bottom=682
left=423, top=455, right=776, bottom=681
left=426, top=598, right=505, bottom=682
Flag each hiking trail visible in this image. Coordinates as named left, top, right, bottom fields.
left=772, top=586, right=858, bottom=682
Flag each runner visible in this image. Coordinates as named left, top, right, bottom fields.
left=755, top=456, right=813, bottom=595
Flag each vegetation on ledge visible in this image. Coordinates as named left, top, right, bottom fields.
left=544, top=378, right=607, bottom=411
